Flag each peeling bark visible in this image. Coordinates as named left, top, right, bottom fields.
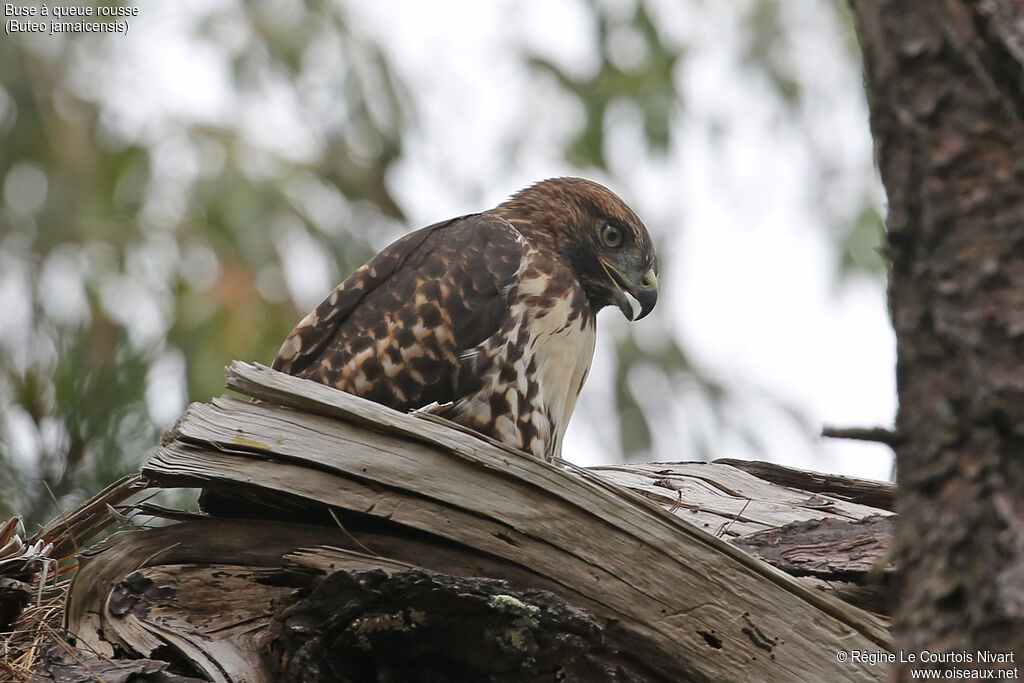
left=733, top=515, right=893, bottom=580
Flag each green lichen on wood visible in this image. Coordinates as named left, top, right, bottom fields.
left=489, top=594, right=542, bottom=652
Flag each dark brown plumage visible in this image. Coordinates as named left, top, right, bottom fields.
left=273, top=177, right=658, bottom=461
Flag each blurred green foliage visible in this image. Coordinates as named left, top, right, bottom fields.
left=0, top=0, right=882, bottom=529
left=530, top=2, right=679, bottom=169
left=0, top=2, right=405, bottom=528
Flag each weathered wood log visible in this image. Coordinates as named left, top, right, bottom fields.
left=29, top=637, right=208, bottom=683
left=589, top=462, right=891, bottom=537
left=714, top=458, right=896, bottom=512
left=587, top=461, right=896, bottom=617
left=29, top=475, right=148, bottom=559
left=275, top=568, right=645, bottom=681
left=733, top=515, right=893, bottom=581
left=50, top=362, right=893, bottom=682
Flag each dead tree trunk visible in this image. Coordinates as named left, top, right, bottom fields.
left=850, top=0, right=1024, bottom=675
left=18, top=362, right=895, bottom=682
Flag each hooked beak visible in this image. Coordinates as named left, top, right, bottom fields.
left=600, top=261, right=659, bottom=321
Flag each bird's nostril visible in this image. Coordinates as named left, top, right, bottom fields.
left=641, top=269, right=658, bottom=289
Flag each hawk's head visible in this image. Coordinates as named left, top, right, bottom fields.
left=491, top=177, right=659, bottom=321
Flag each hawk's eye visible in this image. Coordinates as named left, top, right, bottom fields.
left=599, top=222, right=623, bottom=249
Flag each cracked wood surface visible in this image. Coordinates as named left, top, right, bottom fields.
left=60, top=362, right=893, bottom=682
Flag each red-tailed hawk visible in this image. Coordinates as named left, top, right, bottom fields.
left=273, top=177, right=658, bottom=461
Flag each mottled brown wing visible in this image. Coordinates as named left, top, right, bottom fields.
left=273, top=213, right=526, bottom=412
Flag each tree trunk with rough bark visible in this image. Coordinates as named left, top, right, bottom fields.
left=850, top=0, right=1024, bottom=676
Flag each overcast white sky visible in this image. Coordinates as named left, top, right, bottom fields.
left=12, top=0, right=897, bottom=481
